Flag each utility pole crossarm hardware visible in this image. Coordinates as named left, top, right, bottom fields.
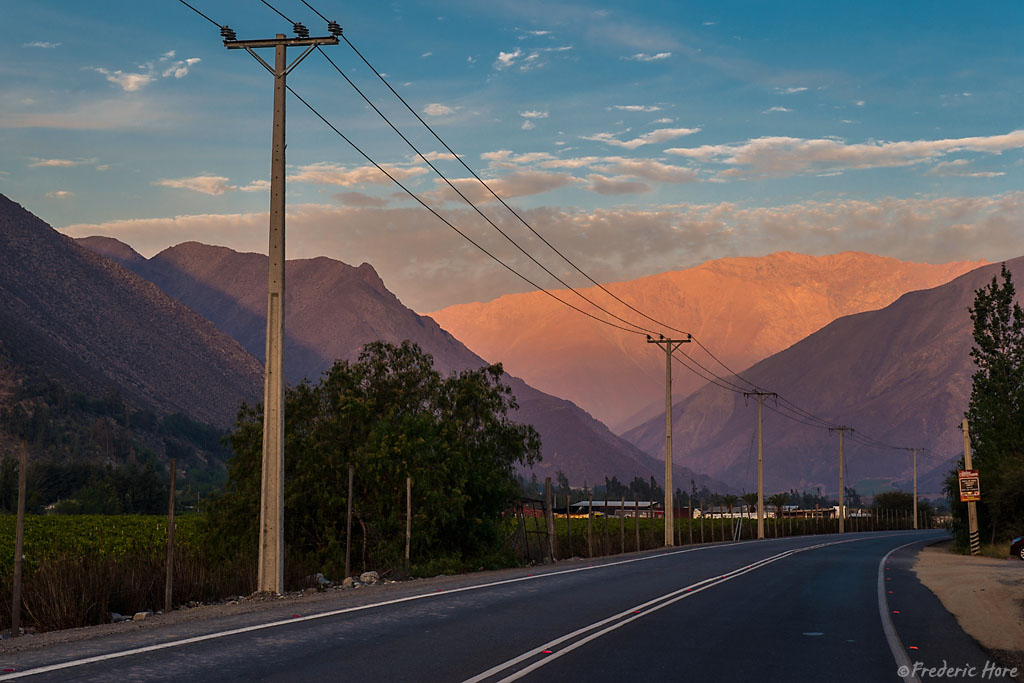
left=743, top=391, right=777, bottom=540
left=647, top=334, right=691, bottom=547
left=223, top=29, right=339, bottom=595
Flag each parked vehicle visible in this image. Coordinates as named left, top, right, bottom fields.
left=1010, top=536, right=1024, bottom=561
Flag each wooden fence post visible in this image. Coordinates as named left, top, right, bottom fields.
left=11, top=442, right=28, bottom=638
left=405, top=476, right=412, bottom=565
left=587, top=491, right=593, bottom=558
left=565, top=493, right=572, bottom=558
left=544, top=478, right=557, bottom=562
left=345, top=465, right=354, bottom=578
left=619, top=496, right=625, bottom=554
left=164, top=458, right=176, bottom=613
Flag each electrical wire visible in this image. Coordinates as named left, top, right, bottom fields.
left=313, top=46, right=661, bottom=337
left=177, top=0, right=223, bottom=28
left=282, top=83, right=649, bottom=336
left=258, top=0, right=294, bottom=24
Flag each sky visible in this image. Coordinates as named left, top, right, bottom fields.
left=3, top=0, right=1023, bottom=312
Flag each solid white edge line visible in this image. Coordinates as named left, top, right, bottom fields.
left=878, top=540, right=924, bottom=683
left=0, top=540, right=747, bottom=680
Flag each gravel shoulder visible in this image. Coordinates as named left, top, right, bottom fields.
left=914, top=540, right=1024, bottom=676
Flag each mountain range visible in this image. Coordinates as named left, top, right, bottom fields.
left=429, top=252, right=984, bottom=432
left=77, top=235, right=713, bottom=489
left=622, top=257, right=1023, bottom=496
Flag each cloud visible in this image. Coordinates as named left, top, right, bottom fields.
left=46, top=190, right=73, bottom=199
left=94, top=68, right=155, bottom=92
left=613, top=105, right=662, bottom=112
left=495, top=48, right=523, bottom=69
left=93, top=50, right=201, bottom=91
left=521, top=120, right=535, bottom=130
left=775, top=87, right=807, bottom=94
left=423, top=102, right=457, bottom=116
left=652, top=117, right=674, bottom=124
left=238, top=180, right=271, bottom=192
left=162, top=57, right=200, bottom=79
left=58, top=192, right=1020, bottom=312
left=428, top=171, right=580, bottom=204
left=29, top=158, right=95, bottom=168
left=155, top=175, right=234, bottom=195
left=290, top=162, right=428, bottom=187
left=586, top=174, right=650, bottom=195
left=763, top=106, right=791, bottom=113
left=581, top=126, right=700, bottom=149
left=421, top=51, right=433, bottom=57
left=665, top=130, right=1024, bottom=178
left=595, top=157, right=699, bottom=183
left=24, top=41, right=60, bottom=48
left=624, top=52, right=672, bottom=62
left=927, top=159, right=1006, bottom=178
left=521, top=110, right=549, bottom=119
left=334, top=191, right=389, bottom=208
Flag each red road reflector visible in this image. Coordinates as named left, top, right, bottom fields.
left=542, top=650, right=553, bottom=654
left=909, top=646, right=919, bottom=650
left=892, top=610, right=900, bottom=614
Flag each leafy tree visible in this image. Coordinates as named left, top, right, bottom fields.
left=947, top=264, right=1024, bottom=544
left=206, top=341, right=541, bottom=579
left=741, top=492, right=758, bottom=518
left=722, top=494, right=739, bottom=517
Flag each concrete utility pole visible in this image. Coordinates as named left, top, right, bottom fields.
left=744, top=391, right=776, bottom=540
left=646, top=334, right=691, bottom=547
left=905, top=448, right=920, bottom=530
left=225, top=27, right=339, bottom=594
left=830, top=427, right=853, bottom=534
left=962, top=419, right=980, bottom=555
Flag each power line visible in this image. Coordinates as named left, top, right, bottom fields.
left=283, top=84, right=649, bottom=336
left=258, top=0, right=295, bottom=24
left=177, top=0, right=224, bottom=28
left=313, top=46, right=661, bottom=337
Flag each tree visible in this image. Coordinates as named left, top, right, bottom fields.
left=207, top=341, right=541, bottom=579
left=948, top=264, right=1024, bottom=544
left=741, top=492, right=758, bottom=520
left=767, top=492, right=788, bottom=537
left=722, top=494, right=739, bottom=518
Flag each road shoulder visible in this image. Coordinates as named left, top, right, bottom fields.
left=914, top=540, right=1024, bottom=678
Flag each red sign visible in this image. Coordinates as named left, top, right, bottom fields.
left=958, top=469, right=981, bottom=502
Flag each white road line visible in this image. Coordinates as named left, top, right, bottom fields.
left=465, top=537, right=868, bottom=683
left=878, top=540, right=924, bottom=683
left=0, top=540, right=755, bottom=680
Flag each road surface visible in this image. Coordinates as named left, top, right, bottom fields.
left=1, top=530, right=1010, bottom=682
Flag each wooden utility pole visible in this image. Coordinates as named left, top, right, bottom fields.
left=164, top=458, right=177, bottom=614
left=962, top=419, right=980, bottom=555
left=11, top=442, right=27, bottom=638
left=544, top=477, right=557, bottom=562
left=646, top=334, right=691, bottom=547
left=587, top=491, right=593, bottom=557
left=744, top=391, right=776, bottom=540
left=905, top=448, right=921, bottom=530
left=830, top=427, right=853, bottom=534
left=225, top=27, right=339, bottom=595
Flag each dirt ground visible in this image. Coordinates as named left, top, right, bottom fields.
left=915, top=541, right=1024, bottom=676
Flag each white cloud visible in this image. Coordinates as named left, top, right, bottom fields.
left=521, top=120, right=535, bottom=130
left=665, top=130, right=1024, bottom=178
left=521, top=110, right=549, bottom=119
left=581, top=126, right=700, bottom=149
left=162, top=57, right=200, bottom=79
left=428, top=171, right=580, bottom=204
left=856, top=100, right=866, bottom=107
left=421, top=51, right=433, bottom=57
left=24, top=41, right=60, bottom=48
left=775, top=87, right=807, bottom=94
left=290, top=162, right=428, bottom=187
left=94, top=68, right=155, bottom=92
left=763, top=106, right=791, bottom=113
left=238, top=179, right=271, bottom=192
left=595, top=157, right=699, bottom=183
left=29, top=158, right=94, bottom=168
left=495, top=48, right=523, bottom=69
left=423, top=102, right=457, bottom=116
left=46, top=190, right=73, bottom=199
left=586, top=174, right=650, bottom=195
left=155, top=175, right=234, bottom=195
left=652, top=117, right=674, bottom=124
left=927, top=159, right=1006, bottom=178
left=613, top=105, right=662, bottom=112
left=624, top=52, right=672, bottom=62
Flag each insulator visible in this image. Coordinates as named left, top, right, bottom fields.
left=293, top=22, right=310, bottom=38
left=328, top=20, right=343, bottom=36
left=220, top=25, right=237, bottom=41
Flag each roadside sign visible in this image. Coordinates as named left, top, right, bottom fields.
left=958, top=469, right=981, bottom=502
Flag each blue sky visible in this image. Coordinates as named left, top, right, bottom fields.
left=3, top=1, right=1023, bottom=311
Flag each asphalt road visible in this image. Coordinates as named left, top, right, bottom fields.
left=0, top=530, right=1009, bottom=682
